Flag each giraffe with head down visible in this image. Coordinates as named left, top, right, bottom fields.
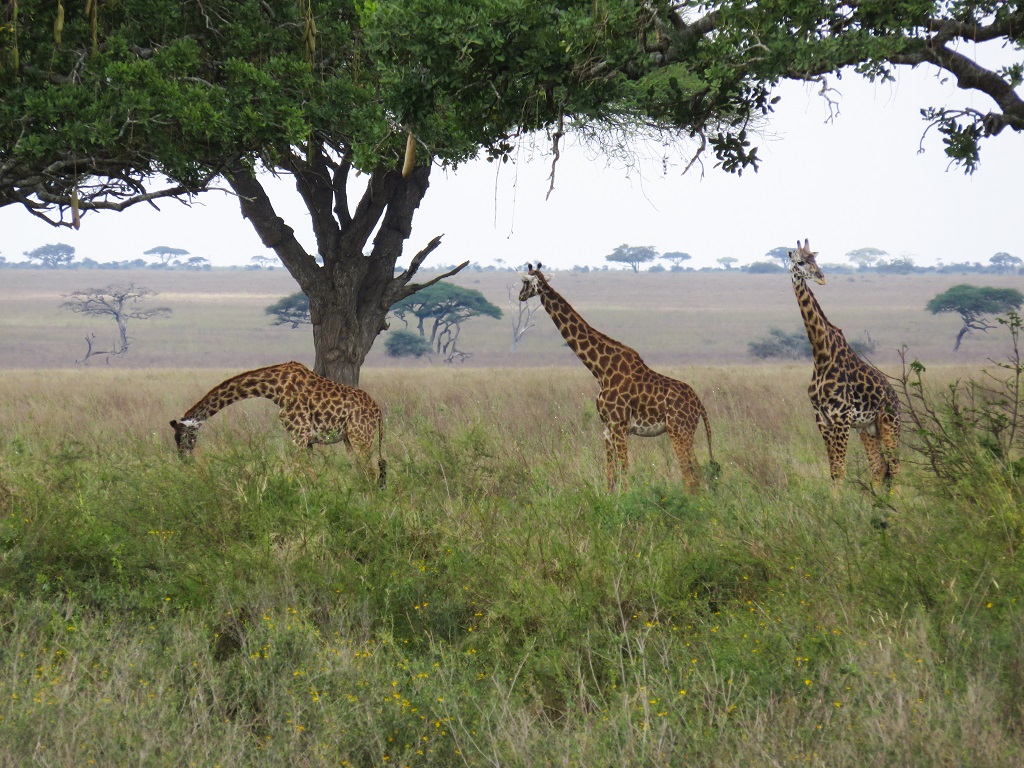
left=170, top=361, right=386, bottom=488
left=520, top=262, right=715, bottom=492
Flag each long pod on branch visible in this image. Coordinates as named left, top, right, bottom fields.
left=53, top=0, right=65, bottom=47
left=401, top=132, right=416, bottom=178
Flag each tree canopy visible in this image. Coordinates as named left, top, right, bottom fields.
left=5, top=0, right=1024, bottom=381
left=391, top=283, right=502, bottom=363
left=927, top=284, right=1024, bottom=350
left=6, top=1, right=1023, bottom=225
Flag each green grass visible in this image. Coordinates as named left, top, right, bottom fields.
left=1, top=367, right=1023, bottom=766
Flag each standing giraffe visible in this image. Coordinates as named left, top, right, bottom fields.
left=170, top=361, right=386, bottom=488
left=788, top=239, right=900, bottom=493
left=520, top=263, right=714, bottom=491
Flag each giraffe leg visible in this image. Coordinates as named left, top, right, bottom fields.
left=602, top=423, right=628, bottom=491
left=667, top=420, right=700, bottom=493
left=858, top=429, right=889, bottom=491
left=877, top=410, right=901, bottom=491
left=346, top=423, right=378, bottom=487
left=815, top=412, right=850, bottom=495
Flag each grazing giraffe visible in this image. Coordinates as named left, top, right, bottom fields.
left=520, top=263, right=714, bottom=492
left=788, top=239, right=900, bottom=493
left=170, top=361, right=386, bottom=488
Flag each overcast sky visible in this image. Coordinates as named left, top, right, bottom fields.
left=2, top=62, right=1021, bottom=271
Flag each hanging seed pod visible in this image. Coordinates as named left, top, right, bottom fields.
left=401, top=132, right=416, bottom=178
left=70, top=186, right=81, bottom=230
left=53, top=0, right=65, bottom=47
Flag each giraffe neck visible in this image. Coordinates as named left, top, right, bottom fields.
left=536, top=279, right=634, bottom=383
left=182, top=365, right=298, bottom=424
left=792, top=274, right=846, bottom=367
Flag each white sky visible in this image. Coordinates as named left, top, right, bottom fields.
left=1, top=62, right=1021, bottom=271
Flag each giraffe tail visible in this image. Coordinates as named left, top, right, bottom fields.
left=376, top=417, right=387, bottom=490
left=701, top=404, right=722, bottom=483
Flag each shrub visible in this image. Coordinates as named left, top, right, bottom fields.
left=384, top=329, right=432, bottom=358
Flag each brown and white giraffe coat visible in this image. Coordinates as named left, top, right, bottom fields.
left=171, top=361, right=386, bottom=488
left=520, top=263, right=714, bottom=491
left=789, top=240, right=900, bottom=492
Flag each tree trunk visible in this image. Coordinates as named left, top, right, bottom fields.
left=227, top=152, right=465, bottom=387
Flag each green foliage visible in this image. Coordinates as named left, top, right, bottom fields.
left=384, top=329, right=432, bottom=359
left=265, top=291, right=311, bottom=328
left=897, top=313, right=1024, bottom=507
left=927, top=284, right=1024, bottom=317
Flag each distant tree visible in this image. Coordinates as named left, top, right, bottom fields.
left=990, top=252, right=1022, bottom=273
left=605, top=244, right=658, bottom=272
left=763, top=246, right=792, bottom=267
left=846, top=247, right=888, bottom=270
left=181, top=256, right=212, bottom=271
left=384, top=330, right=433, bottom=359
left=265, top=292, right=312, bottom=329
left=744, top=261, right=786, bottom=274
left=926, top=284, right=1024, bottom=350
left=24, top=243, right=75, bottom=268
left=875, top=257, right=915, bottom=274
left=717, top=256, right=738, bottom=270
left=662, top=251, right=693, bottom=269
left=249, top=255, right=277, bottom=270
left=143, top=246, right=190, bottom=267
left=391, top=283, right=502, bottom=363
left=61, top=283, right=171, bottom=363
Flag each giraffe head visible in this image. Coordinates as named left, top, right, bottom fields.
left=519, top=262, right=546, bottom=301
left=169, top=418, right=201, bottom=455
left=788, top=239, right=826, bottom=285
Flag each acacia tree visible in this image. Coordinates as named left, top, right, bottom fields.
left=662, top=252, right=693, bottom=270
left=990, top=252, right=1022, bottom=273
left=266, top=292, right=312, bottom=329
left=847, top=247, right=889, bottom=270
left=6, top=1, right=1024, bottom=383
left=391, top=283, right=502, bottom=363
left=606, top=245, right=659, bottom=272
left=24, top=243, right=75, bottom=268
left=61, top=283, right=171, bottom=363
left=926, top=284, right=1024, bottom=350
left=764, top=247, right=792, bottom=267
left=144, top=246, right=190, bottom=267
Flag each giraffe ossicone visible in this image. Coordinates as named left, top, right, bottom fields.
left=520, top=263, right=715, bottom=492
left=789, top=239, right=900, bottom=493
left=170, top=361, right=386, bottom=488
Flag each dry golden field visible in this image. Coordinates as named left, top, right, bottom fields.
left=1, top=266, right=1022, bottom=372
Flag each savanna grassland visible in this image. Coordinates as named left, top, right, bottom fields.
left=1, top=267, right=1023, bottom=767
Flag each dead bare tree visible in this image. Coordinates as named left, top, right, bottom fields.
left=508, top=284, right=539, bottom=353
left=61, top=283, right=171, bottom=364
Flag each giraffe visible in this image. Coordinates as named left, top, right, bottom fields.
left=520, top=263, right=715, bottom=492
left=170, top=361, right=387, bottom=488
left=788, top=239, right=900, bottom=493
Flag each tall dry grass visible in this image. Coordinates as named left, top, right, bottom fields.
left=1, top=364, right=1023, bottom=767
